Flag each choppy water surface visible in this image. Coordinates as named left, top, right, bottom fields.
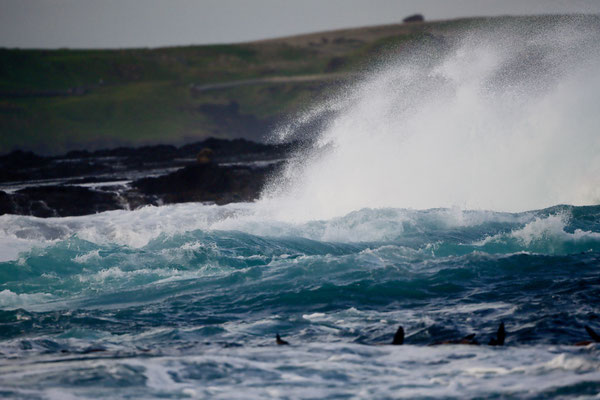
left=1, top=203, right=600, bottom=399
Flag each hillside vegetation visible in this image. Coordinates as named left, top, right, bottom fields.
left=0, top=16, right=576, bottom=154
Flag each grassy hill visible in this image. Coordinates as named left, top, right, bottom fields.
left=0, top=16, right=576, bottom=155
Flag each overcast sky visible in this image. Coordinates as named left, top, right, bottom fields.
left=1, top=0, right=600, bottom=49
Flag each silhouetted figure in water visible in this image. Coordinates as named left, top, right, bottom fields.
left=276, top=333, right=289, bottom=345
left=586, top=325, right=600, bottom=342
left=576, top=325, right=600, bottom=346
left=392, top=326, right=404, bottom=345
left=488, top=322, right=506, bottom=346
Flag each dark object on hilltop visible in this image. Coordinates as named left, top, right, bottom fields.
left=488, top=322, right=506, bottom=346
left=403, top=14, right=424, bottom=23
left=392, top=326, right=404, bottom=345
left=276, top=333, right=289, bottom=345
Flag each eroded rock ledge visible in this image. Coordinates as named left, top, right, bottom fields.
left=0, top=138, right=291, bottom=217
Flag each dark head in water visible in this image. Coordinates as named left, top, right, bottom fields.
left=488, top=322, right=506, bottom=346
left=392, top=326, right=404, bottom=345
left=585, top=325, right=600, bottom=342
left=276, top=333, right=289, bottom=345
left=576, top=325, right=600, bottom=346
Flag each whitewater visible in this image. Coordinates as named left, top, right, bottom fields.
left=2, top=17, right=600, bottom=399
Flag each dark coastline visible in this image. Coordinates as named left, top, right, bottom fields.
left=0, top=138, right=290, bottom=217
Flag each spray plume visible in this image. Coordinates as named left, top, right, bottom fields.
left=260, top=17, right=600, bottom=221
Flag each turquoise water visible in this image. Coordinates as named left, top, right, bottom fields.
left=1, top=203, right=599, bottom=398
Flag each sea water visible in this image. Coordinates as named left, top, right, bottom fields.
left=2, top=17, right=600, bottom=399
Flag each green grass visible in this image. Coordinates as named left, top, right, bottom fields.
left=2, top=15, right=592, bottom=154
left=0, top=40, right=348, bottom=153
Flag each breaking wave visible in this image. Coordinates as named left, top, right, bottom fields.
left=263, top=17, right=600, bottom=220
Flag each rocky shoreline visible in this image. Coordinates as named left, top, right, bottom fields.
left=0, top=138, right=291, bottom=217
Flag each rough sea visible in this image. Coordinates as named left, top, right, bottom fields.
left=1, top=204, right=600, bottom=398
left=2, top=17, right=600, bottom=399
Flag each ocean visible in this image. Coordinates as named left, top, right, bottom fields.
left=2, top=17, right=600, bottom=399
left=1, top=204, right=600, bottom=398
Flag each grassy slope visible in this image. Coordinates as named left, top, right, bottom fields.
left=0, top=15, right=570, bottom=154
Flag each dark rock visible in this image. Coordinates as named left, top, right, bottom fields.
left=0, top=155, right=114, bottom=184
left=0, top=138, right=291, bottom=217
left=64, top=149, right=92, bottom=159
left=132, top=163, right=279, bottom=205
left=5, top=186, right=122, bottom=217
left=179, top=138, right=291, bottom=163
left=0, top=150, right=49, bottom=169
left=196, top=148, right=214, bottom=164
left=93, top=144, right=178, bottom=164
left=0, top=190, right=15, bottom=215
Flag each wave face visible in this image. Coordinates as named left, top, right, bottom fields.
left=3, top=17, right=600, bottom=400
left=2, top=204, right=600, bottom=398
left=262, top=17, right=600, bottom=220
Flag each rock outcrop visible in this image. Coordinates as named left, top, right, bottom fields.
left=0, top=138, right=290, bottom=217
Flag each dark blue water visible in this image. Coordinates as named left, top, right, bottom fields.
left=1, top=203, right=599, bottom=398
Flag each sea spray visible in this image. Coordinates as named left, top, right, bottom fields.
left=261, top=18, right=600, bottom=220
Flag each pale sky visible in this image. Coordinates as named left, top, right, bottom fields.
left=1, top=0, right=600, bottom=49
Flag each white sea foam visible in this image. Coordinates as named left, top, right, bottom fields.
left=476, top=212, right=600, bottom=250
left=0, top=200, right=590, bottom=263
left=73, top=249, right=101, bottom=264
left=0, top=203, right=251, bottom=261
left=0, top=202, right=533, bottom=261
left=3, top=343, right=600, bottom=399
left=0, top=289, right=53, bottom=309
left=510, top=214, right=600, bottom=246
